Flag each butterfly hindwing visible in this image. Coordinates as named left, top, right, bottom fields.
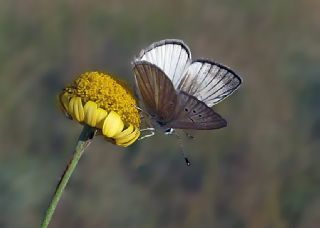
left=167, top=91, right=227, bottom=130
left=133, top=61, right=177, bottom=122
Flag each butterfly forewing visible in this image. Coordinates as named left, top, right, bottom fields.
left=137, top=39, right=191, bottom=89
left=178, top=59, right=242, bottom=107
left=167, top=91, right=227, bottom=130
left=133, top=61, right=177, bottom=122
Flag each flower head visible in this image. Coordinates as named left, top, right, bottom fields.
left=59, top=71, right=141, bottom=147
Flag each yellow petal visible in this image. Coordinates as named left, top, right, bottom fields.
left=116, top=128, right=140, bottom=147
left=58, top=93, right=72, bottom=119
left=95, top=108, right=108, bottom=129
left=115, top=127, right=139, bottom=145
left=84, top=101, right=98, bottom=127
left=60, top=93, right=70, bottom=111
left=113, top=124, right=134, bottom=139
left=102, top=111, right=124, bottom=137
left=74, top=97, right=85, bottom=122
left=68, top=96, right=75, bottom=118
left=68, top=97, right=84, bottom=122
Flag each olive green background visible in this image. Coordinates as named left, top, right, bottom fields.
left=1, top=0, right=319, bottom=227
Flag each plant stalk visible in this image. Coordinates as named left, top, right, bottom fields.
left=41, top=125, right=95, bottom=228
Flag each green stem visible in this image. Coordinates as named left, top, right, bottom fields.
left=41, top=125, right=96, bottom=228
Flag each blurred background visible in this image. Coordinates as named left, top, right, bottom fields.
left=1, top=0, right=319, bottom=227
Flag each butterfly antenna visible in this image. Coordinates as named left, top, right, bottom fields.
left=183, top=130, right=194, bottom=139
left=135, top=106, right=149, bottom=116
left=175, top=133, right=191, bottom=166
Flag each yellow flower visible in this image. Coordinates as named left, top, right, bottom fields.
left=59, top=71, right=141, bottom=147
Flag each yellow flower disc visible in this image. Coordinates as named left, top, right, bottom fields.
left=62, top=72, right=140, bottom=127
left=58, top=71, right=141, bottom=147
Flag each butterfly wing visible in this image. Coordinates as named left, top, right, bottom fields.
left=133, top=61, right=177, bottom=123
left=136, top=39, right=191, bottom=89
left=177, top=59, right=242, bottom=107
left=167, top=91, right=227, bottom=130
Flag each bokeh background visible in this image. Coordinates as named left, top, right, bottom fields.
left=1, top=0, right=320, bottom=227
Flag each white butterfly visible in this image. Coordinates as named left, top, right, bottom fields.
left=132, top=39, right=242, bottom=138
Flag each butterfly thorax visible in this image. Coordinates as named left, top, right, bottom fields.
left=148, top=114, right=175, bottom=135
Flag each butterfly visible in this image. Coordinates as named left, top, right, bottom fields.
left=132, top=39, right=242, bottom=138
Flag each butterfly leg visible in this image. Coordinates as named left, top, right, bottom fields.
left=138, top=128, right=155, bottom=140
left=140, top=127, right=155, bottom=131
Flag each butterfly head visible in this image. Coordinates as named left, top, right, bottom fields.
left=164, top=128, right=175, bottom=135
